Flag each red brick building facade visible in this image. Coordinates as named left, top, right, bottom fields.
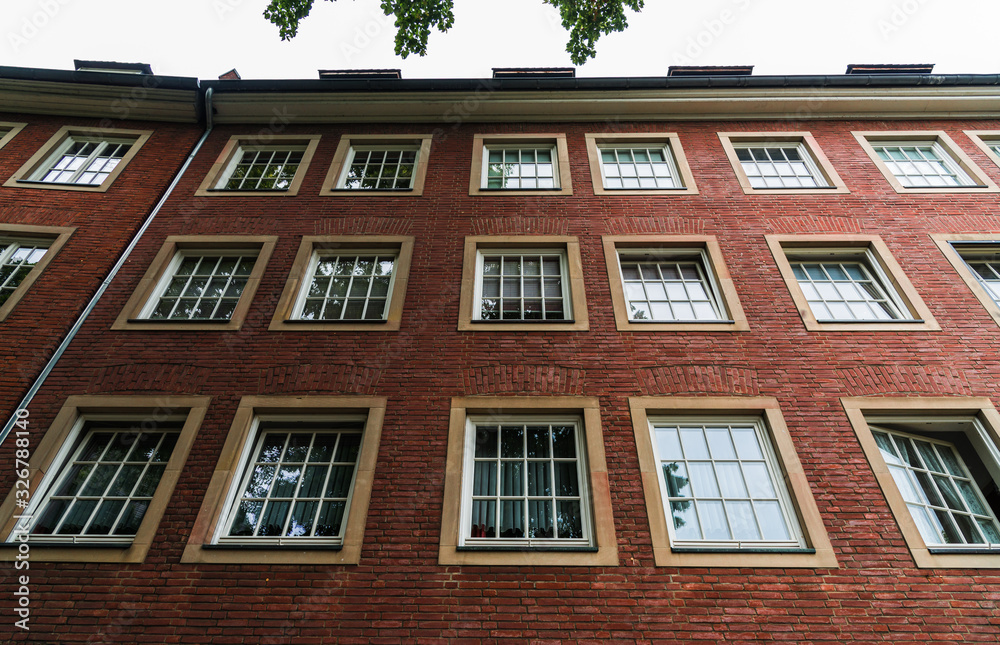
left=2, top=67, right=1000, bottom=642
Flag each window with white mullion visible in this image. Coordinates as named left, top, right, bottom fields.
left=599, top=145, right=681, bottom=189
left=466, top=420, right=588, bottom=545
left=220, top=423, right=363, bottom=544
left=220, top=147, right=305, bottom=191
left=954, top=245, right=1000, bottom=307
left=618, top=250, right=724, bottom=322
left=35, top=138, right=133, bottom=186
left=790, top=251, right=909, bottom=322
left=483, top=147, right=557, bottom=190
left=144, top=252, right=256, bottom=321
left=871, top=425, right=1000, bottom=547
left=294, top=252, right=397, bottom=321
left=476, top=251, right=567, bottom=321
left=0, top=238, right=50, bottom=306
left=874, top=142, right=975, bottom=188
left=339, top=147, right=418, bottom=190
left=734, top=144, right=826, bottom=189
left=650, top=418, right=802, bottom=549
left=28, top=425, right=180, bottom=540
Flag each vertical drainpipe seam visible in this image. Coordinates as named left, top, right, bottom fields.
left=0, top=86, right=215, bottom=447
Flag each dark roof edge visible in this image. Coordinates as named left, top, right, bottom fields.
left=0, top=65, right=200, bottom=91
left=202, top=73, right=1000, bottom=94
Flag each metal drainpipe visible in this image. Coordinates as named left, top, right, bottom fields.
left=0, top=87, right=215, bottom=446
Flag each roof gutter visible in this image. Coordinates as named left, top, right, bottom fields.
left=0, top=86, right=214, bottom=447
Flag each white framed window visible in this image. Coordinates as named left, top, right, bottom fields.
left=216, top=418, right=365, bottom=546
left=952, top=244, right=1000, bottom=308
left=871, top=140, right=976, bottom=188
left=474, top=249, right=569, bottom=321
left=617, top=249, right=726, bottom=322
left=23, top=420, right=182, bottom=542
left=0, top=238, right=51, bottom=308
left=337, top=147, right=420, bottom=190
left=733, top=143, right=829, bottom=189
left=461, top=417, right=592, bottom=548
left=292, top=251, right=398, bottom=321
left=140, top=251, right=258, bottom=321
left=215, top=146, right=306, bottom=191
left=648, top=416, right=804, bottom=549
left=597, top=144, right=682, bottom=190
left=31, top=137, right=135, bottom=186
left=870, top=421, right=1000, bottom=548
left=787, top=248, right=911, bottom=322
left=482, top=145, right=558, bottom=190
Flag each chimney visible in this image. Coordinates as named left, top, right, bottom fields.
left=218, top=68, right=241, bottom=81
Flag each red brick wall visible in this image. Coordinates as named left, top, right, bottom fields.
left=4, top=118, right=1000, bottom=643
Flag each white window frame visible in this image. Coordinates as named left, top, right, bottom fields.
left=472, top=248, right=572, bottom=322
left=951, top=243, right=1000, bottom=308
left=13, top=415, right=186, bottom=545
left=480, top=144, right=560, bottom=191
left=213, top=144, right=308, bottom=191
left=867, top=417, right=1000, bottom=550
left=786, top=247, right=913, bottom=323
left=731, top=142, right=830, bottom=189
left=138, top=249, right=259, bottom=321
left=616, top=247, right=728, bottom=323
left=647, top=415, right=805, bottom=551
left=290, top=249, right=400, bottom=321
left=30, top=136, right=136, bottom=186
left=335, top=145, right=422, bottom=191
left=458, top=415, right=594, bottom=549
left=0, top=237, right=52, bottom=300
left=870, top=139, right=977, bottom=188
left=596, top=143, right=684, bottom=190
left=213, top=415, right=367, bottom=547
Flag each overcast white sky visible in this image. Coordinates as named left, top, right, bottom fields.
left=3, top=0, right=997, bottom=80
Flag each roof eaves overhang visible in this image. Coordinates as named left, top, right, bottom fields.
left=0, top=66, right=202, bottom=123
left=203, top=74, right=1000, bottom=123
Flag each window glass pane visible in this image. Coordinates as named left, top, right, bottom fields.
left=0, top=240, right=51, bottom=307
left=790, top=257, right=905, bottom=322
left=478, top=252, right=566, bottom=321
left=340, top=147, right=417, bottom=190
left=298, top=253, right=396, bottom=321
left=599, top=145, right=680, bottom=189
left=38, top=138, right=134, bottom=186
left=149, top=253, right=256, bottom=321
left=483, top=146, right=558, bottom=189
left=619, top=254, right=723, bottom=322
left=735, top=144, right=828, bottom=188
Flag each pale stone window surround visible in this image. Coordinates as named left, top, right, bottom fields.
left=0, top=223, right=75, bottom=322
left=718, top=132, right=849, bottom=195
left=269, top=236, right=414, bottom=332
left=931, top=233, right=1000, bottom=328
left=439, top=396, right=618, bottom=566
left=841, top=397, right=1000, bottom=569
left=766, top=234, right=940, bottom=332
left=964, top=130, right=1000, bottom=172
left=457, top=236, right=589, bottom=332
left=629, top=396, right=837, bottom=569
left=321, top=134, right=433, bottom=196
left=4, top=125, right=152, bottom=193
left=602, top=235, right=748, bottom=332
left=0, top=395, right=211, bottom=564
left=194, top=134, right=321, bottom=197
left=181, top=395, right=386, bottom=565
left=853, top=131, right=998, bottom=194
left=469, top=133, right=572, bottom=196
left=0, top=122, right=27, bottom=151
left=584, top=133, right=698, bottom=196
left=111, top=235, right=277, bottom=331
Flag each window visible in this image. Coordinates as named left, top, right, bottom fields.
left=181, top=396, right=386, bottom=565
left=853, top=131, right=997, bottom=194
left=269, top=236, right=414, bottom=331
left=469, top=134, right=572, bottom=196
left=0, top=395, right=210, bottom=563
left=195, top=135, right=320, bottom=197
left=766, top=234, right=939, bottom=332
left=439, top=397, right=618, bottom=566
left=457, top=236, right=589, bottom=331
left=965, top=130, right=1000, bottom=171
left=585, top=133, right=698, bottom=195
left=717, top=132, right=848, bottom=195
left=112, top=236, right=277, bottom=331
left=322, top=134, right=433, bottom=196
left=5, top=126, right=152, bottom=192
left=0, top=224, right=75, bottom=322
left=603, top=236, right=748, bottom=332
left=932, top=234, right=1000, bottom=327
left=842, top=397, right=1000, bottom=568
left=629, top=397, right=836, bottom=568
